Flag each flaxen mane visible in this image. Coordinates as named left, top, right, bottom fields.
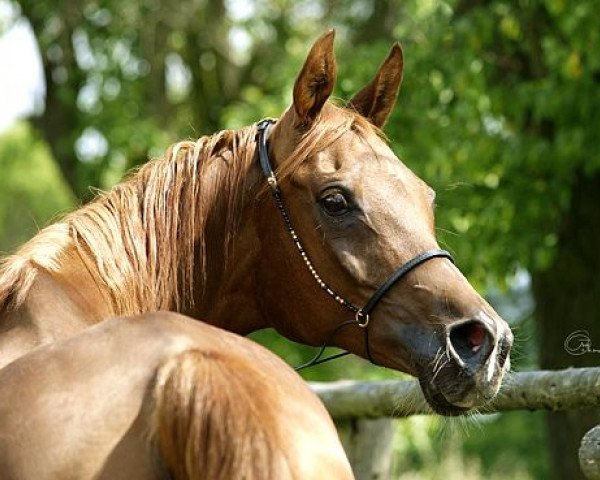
left=0, top=125, right=259, bottom=315
left=0, top=108, right=379, bottom=316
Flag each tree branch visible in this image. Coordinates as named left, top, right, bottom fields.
left=312, top=367, right=600, bottom=419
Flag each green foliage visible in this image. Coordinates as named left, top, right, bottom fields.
left=392, top=411, right=548, bottom=479
left=382, top=0, right=600, bottom=284
left=0, top=122, right=74, bottom=252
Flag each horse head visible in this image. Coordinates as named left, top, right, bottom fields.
left=255, top=30, right=513, bottom=415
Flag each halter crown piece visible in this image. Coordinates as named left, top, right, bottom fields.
left=256, top=118, right=454, bottom=371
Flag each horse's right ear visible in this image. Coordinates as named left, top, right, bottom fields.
left=348, top=43, right=404, bottom=128
left=292, top=29, right=337, bottom=127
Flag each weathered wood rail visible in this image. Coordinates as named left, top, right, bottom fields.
left=312, top=367, right=600, bottom=480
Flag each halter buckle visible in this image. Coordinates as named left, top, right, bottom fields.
left=355, top=309, right=370, bottom=328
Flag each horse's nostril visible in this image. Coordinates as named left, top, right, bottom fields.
left=448, top=320, right=494, bottom=366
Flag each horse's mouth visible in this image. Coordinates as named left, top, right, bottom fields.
left=419, top=380, right=473, bottom=416
left=417, top=360, right=504, bottom=416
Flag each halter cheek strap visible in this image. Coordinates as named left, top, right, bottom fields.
left=256, top=119, right=454, bottom=370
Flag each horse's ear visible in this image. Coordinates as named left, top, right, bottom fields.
left=293, top=29, right=337, bottom=126
left=348, top=43, right=404, bottom=128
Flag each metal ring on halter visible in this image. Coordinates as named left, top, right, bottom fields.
left=355, top=309, right=370, bottom=328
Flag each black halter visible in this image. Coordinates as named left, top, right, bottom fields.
left=256, top=119, right=454, bottom=370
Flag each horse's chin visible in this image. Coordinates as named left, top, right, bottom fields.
left=418, top=378, right=474, bottom=416
left=418, top=367, right=504, bottom=416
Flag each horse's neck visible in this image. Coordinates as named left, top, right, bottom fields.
left=187, top=210, right=266, bottom=334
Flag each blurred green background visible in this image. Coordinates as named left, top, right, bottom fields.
left=1, top=0, right=599, bottom=478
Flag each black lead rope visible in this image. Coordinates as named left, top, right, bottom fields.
left=256, top=119, right=454, bottom=371
left=294, top=320, right=356, bottom=371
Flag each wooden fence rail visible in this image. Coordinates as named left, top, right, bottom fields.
left=312, top=367, right=600, bottom=480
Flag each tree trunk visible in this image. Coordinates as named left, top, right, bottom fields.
left=20, top=1, right=87, bottom=200
left=336, top=418, right=394, bottom=480
left=532, top=171, right=600, bottom=480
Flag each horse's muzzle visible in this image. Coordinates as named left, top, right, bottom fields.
left=418, top=315, right=514, bottom=415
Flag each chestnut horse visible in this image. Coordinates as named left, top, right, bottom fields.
left=0, top=30, right=512, bottom=414
left=0, top=312, right=353, bottom=480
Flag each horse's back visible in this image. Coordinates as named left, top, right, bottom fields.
left=0, top=314, right=183, bottom=479
left=0, top=312, right=352, bottom=480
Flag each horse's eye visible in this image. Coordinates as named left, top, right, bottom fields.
left=320, top=191, right=350, bottom=216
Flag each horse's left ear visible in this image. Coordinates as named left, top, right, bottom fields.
left=348, top=43, right=404, bottom=128
left=293, top=29, right=337, bottom=126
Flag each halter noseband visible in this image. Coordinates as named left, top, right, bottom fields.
left=256, top=119, right=454, bottom=370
